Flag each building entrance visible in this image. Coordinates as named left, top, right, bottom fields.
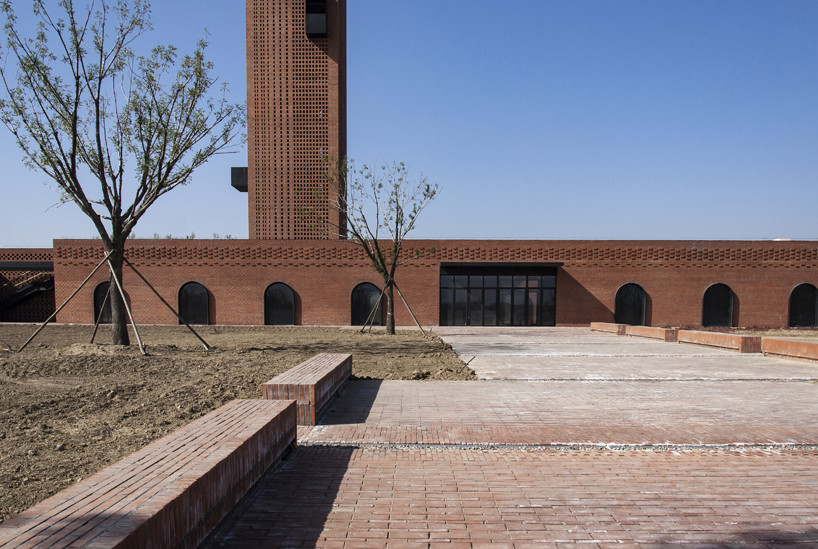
left=439, top=264, right=558, bottom=326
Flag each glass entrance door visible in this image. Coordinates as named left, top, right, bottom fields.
left=440, top=266, right=557, bottom=326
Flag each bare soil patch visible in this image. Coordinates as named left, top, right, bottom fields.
left=0, top=324, right=473, bottom=522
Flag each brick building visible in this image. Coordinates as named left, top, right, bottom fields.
left=1, top=0, right=817, bottom=329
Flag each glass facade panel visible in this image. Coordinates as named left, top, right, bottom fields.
left=440, top=289, right=453, bottom=326
left=499, top=289, right=512, bottom=326
left=541, top=289, right=556, bottom=325
left=512, top=289, right=526, bottom=325
left=483, top=289, right=497, bottom=325
left=440, top=265, right=558, bottom=326
left=468, top=288, right=483, bottom=325
left=453, top=289, right=468, bottom=325
left=527, top=289, right=538, bottom=324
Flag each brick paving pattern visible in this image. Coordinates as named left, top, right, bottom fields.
left=212, top=329, right=818, bottom=548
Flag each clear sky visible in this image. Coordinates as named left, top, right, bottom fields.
left=2, top=0, right=818, bottom=247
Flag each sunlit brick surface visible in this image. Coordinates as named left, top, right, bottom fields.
left=214, top=447, right=818, bottom=548
left=215, top=329, right=818, bottom=547
left=246, top=0, right=346, bottom=239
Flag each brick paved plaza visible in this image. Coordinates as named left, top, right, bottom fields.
left=211, top=329, right=818, bottom=548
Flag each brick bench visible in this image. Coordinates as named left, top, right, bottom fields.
left=625, top=325, right=678, bottom=342
left=590, top=322, right=627, bottom=335
left=0, top=399, right=296, bottom=549
left=676, top=330, right=762, bottom=353
left=263, top=353, right=352, bottom=425
left=762, top=338, right=818, bottom=362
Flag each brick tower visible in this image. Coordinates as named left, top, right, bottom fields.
left=245, top=0, right=346, bottom=239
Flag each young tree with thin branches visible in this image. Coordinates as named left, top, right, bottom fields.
left=325, top=160, right=439, bottom=335
left=0, top=0, right=245, bottom=345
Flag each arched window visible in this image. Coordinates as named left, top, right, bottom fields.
left=702, top=283, right=734, bottom=327
left=265, top=283, right=296, bottom=325
left=789, top=283, right=818, bottom=328
left=614, top=283, right=646, bottom=326
left=351, top=283, right=382, bottom=326
left=178, top=282, right=209, bottom=325
left=93, top=281, right=112, bottom=324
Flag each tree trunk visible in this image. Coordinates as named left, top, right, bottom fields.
left=385, top=281, right=395, bottom=335
left=107, top=248, right=131, bottom=346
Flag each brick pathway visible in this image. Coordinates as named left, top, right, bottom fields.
left=211, top=329, right=818, bottom=548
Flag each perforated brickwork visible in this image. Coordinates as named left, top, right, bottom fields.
left=247, top=0, right=346, bottom=239
left=52, top=240, right=818, bottom=270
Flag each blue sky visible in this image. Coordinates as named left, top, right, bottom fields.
left=2, top=0, right=818, bottom=247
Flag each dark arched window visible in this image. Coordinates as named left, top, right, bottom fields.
left=93, top=281, right=112, bottom=324
left=265, top=283, right=295, bottom=325
left=703, top=283, right=734, bottom=327
left=789, top=283, right=818, bottom=328
left=351, top=283, right=382, bottom=326
left=179, top=282, right=209, bottom=325
left=614, top=283, right=646, bottom=326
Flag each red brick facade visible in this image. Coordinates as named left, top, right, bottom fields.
left=246, top=0, right=346, bottom=239
left=48, top=239, right=818, bottom=328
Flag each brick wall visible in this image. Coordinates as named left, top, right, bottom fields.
left=246, top=0, right=346, bottom=239
left=49, top=239, right=818, bottom=328
left=0, top=248, right=54, bottom=322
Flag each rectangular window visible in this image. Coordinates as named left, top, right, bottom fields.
left=440, top=265, right=558, bottom=326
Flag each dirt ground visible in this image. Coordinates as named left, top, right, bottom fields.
left=0, top=324, right=474, bottom=523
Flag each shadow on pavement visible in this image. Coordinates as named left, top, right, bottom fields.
left=319, top=379, right=382, bottom=425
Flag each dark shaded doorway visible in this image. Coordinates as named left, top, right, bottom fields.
left=93, top=281, right=112, bottom=324
left=789, top=283, right=818, bottom=327
left=614, top=283, right=646, bottom=326
left=265, top=283, right=296, bottom=325
left=179, top=282, right=210, bottom=325
left=439, top=264, right=558, bottom=326
left=351, top=283, right=382, bottom=326
left=702, top=283, right=734, bottom=327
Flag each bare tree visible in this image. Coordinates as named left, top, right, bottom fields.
left=0, top=0, right=244, bottom=345
left=326, top=160, right=439, bottom=334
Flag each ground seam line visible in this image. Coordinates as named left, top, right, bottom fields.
left=297, top=441, right=818, bottom=452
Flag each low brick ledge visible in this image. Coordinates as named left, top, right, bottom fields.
left=625, top=325, right=679, bottom=342
left=0, top=399, right=296, bottom=549
left=677, top=330, right=762, bottom=353
left=263, top=353, right=352, bottom=425
left=762, top=338, right=818, bottom=362
left=590, top=322, right=626, bottom=335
